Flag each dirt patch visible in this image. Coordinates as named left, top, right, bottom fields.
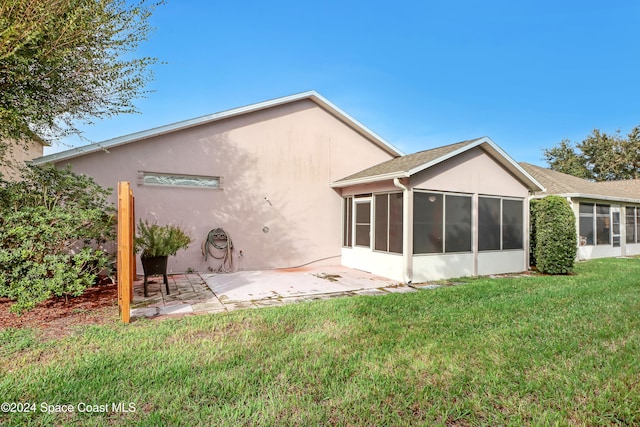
left=0, top=283, right=120, bottom=333
left=313, top=273, right=342, bottom=282
left=276, top=267, right=312, bottom=273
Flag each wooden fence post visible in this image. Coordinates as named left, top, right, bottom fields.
left=130, top=189, right=135, bottom=302
left=117, top=181, right=134, bottom=324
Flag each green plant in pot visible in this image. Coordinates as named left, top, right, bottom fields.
left=135, top=219, right=192, bottom=296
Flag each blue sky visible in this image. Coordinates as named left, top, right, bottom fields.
left=48, top=0, right=640, bottom=166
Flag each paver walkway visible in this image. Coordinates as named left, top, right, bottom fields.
left=131, top=266, right=416, bottom=319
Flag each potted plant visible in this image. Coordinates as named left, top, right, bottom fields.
left=135, top=219, right=192, bottom=296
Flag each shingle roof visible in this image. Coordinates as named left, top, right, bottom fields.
left=334, top=139, right=478, bottom=183
left=595, top=179, right=640, bottom=197
left=520, top=162, right=640, bottom=202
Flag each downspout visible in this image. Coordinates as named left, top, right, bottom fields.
left=393, top=178, right=412, bottom=284
left=566, top=196, right=576, bottom=247
left=566, top=197, right=580, bottom=256
left=525, top=191, right=534, bottom=272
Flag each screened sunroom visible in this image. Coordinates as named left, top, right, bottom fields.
left=332, top=137, right=544, bottom=283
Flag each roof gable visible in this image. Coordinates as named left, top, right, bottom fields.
left=332, top=136, right=544, bottom=192
left=33, top=91, right=403, bottom=164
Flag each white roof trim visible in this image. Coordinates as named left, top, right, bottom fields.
left=32, top=91, right=404, bottom=164
left=531, top=193, right=640, bottom=205
left=329, top=171, right=409, bottom=188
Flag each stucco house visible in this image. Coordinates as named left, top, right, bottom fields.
left=521, top=162, right=640, bottom=260
left=33, top=91, right=544, bottom=282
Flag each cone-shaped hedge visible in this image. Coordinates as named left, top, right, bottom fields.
left=531, top=196, right=577, bottom=274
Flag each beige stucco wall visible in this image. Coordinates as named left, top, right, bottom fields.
left=410, top=147, right=529, bottom=197
left=54, top=99, right=396, bottom=273
left=0, top=139, right=44, bottom=180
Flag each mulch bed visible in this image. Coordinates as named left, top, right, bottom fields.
left=0, top=283, right=120, bottom=331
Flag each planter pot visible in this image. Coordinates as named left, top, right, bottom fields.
left=141, top=255, right=170, bottom=297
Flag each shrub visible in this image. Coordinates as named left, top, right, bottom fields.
left=533, top=196, right=577, bottom=274
left=0, top=165, right=115, bottom=313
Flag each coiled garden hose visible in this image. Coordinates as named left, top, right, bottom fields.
left=202, top=228, right=235, bottom=273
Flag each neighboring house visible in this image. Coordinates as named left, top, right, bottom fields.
left=33, top=91, right=543, bottom=282
left=0, top=137, right=46, bottom=180
left=521, top=162, right=640, bottom=260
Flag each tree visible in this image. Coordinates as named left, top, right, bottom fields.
left=0, top=164, right=115, bottom=313
left=0, top=0, right=163, bottom=146
left=542, top=139, right=590, bottom=179
left=543, top=125, right=640, bottom=181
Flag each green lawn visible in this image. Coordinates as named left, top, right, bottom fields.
left=1, top=258, right=639, bottom=426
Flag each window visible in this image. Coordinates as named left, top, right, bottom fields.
left=389, top=193, right=403, bottom=253
left=503, top=199, right=524, bottom=249
left=355, top=201, right=371, bottom=247
left=139, top=171, right=221, bottom=188
left=626, top=207, right=636, bottom=244
left=413, top=192, right=443, bottom=254
left=580, top=203, right=611, bottom=246
left=626, top=206, right=640, bottom=244
left=413, top=192, right=471, bottom=254
left=478, top=197, right=523, bottom=251
left=596, top=204, right=610, bottom=245
left=343, top=196, right=353, bottom=247
left=579, top=203, right=594, bottom=245
left=374, top=195, right=388, bottom=251
left=374, top=193, right=403, bottom=254
left=478, top=198, right=501, bottom=251
left=445, top=195, right=472, bottom=253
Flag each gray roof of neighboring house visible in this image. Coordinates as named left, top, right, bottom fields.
left=332, top=136, right=544, bottom=191
left=32, top=91, right=404, bottom=165
left=520, top=162, right=640, bottom=203
left=595, top=178, right=640, bottom=196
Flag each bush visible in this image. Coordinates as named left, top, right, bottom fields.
left=532, top=196, right=577, bottom=274
left=135, top=220, right=191, bottom=258
left=0, top=165, right=115, bottom=313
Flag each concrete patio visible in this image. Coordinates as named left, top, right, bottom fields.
left=130, top=265, right=416, bottom=319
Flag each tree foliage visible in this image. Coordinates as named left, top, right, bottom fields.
left=0, top=165, right=115, bottom=313
left=531, top=196, right=576, bottom=275
left=0, top=0, right=163, bottom=145
left=543, top=125, right=640, bottom=181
